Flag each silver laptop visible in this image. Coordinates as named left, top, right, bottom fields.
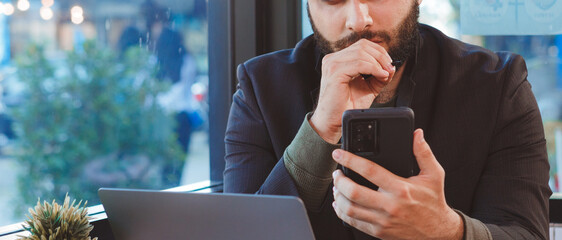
left=98, top=188, right=315, bottom=240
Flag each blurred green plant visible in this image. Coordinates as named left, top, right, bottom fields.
left=11, top=41, right=185, bottom=215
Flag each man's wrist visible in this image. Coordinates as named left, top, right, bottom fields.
left=309, top=113, right=341, bottom=144
left=447, top=208, right=465, bottom=240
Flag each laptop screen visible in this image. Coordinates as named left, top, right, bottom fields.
left=99, top=188, right=315, bottom=240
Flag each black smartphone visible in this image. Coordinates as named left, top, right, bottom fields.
left=341, top=107, right=415, bottom=190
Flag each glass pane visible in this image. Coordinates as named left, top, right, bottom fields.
left=0, top=0, right=209, bottom=225
left=460, top=0, right=562, bottom=35
left=302, top=0, right=313, bottom=39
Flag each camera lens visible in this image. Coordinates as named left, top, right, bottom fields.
left=350, top=120, right=377, bottom=153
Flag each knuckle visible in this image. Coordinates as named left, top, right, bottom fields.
left=363, top=163, right=378, bottom=177
left=347, top=217, right=358, bottom=227
left=323, top=53, right=333, bottom=62
left=347, top=186, right=361, bottom=200
left=386, top=203, right=400, bottom=217
left=377, top=51, right=388, bottom=62
left=344, top=205, right=357, bottom=218
left=359, top=38, right=370, bottom=45
left=357, top=60, right=371, bottom=71
left=420, top=145, right=431, bottom=155
left=332, top=174, right=341, bottom=187
left=436, top=165, right=445, bottom=178
left=355, top=58, right=365, bottom=67
left=419, top=146, right=433, bottom=159
left=358, top=51, right=370, bottom=60
left=396, top=184, right=412, bottom=199
left=378, top=218, right=391, bottom=229
left=358, top=39, right=369, bottom=48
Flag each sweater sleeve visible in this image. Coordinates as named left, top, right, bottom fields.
left=454, top=210, right=492, bottom=239
left=284, top=113, right=339, bottom=211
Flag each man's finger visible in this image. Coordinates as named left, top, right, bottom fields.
left=328, top=56, right=389, bottom=83
left=332, top=185, right=388, bottom=223
left=332, top=149, right=403, bottom=190
left=332, top=170, right=390, bottom=209
left=330, top=43, right=393, bottom=81
left=351, top=39, right=393, bottom=72
left=412, top=129, right=443, bottom=176
left=332, top=200, right=383, bottom=238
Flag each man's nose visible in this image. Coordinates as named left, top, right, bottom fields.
left=345, top=1, right=373, bottom=32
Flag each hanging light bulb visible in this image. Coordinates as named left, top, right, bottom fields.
left=70, top=5, right=84, bottom=24
left=70, top=5, right=83, bottom=16
left=17, top=0, right=30, bottom=11
left=40, top=6, right=53, bottom=20
left=4, top=3, right=15, bottom=15
left=71, top=15, right=83, bottom=24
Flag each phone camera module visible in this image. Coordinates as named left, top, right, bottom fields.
left=350, top=120, right=377, bottom=154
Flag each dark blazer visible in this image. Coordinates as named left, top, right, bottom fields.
left=224, top=24, right=551, bottom=239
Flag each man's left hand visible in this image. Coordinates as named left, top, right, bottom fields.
left=331, top=129, right=464, bottom=240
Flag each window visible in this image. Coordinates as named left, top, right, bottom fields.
left=0, top=0, right=209, bottom=226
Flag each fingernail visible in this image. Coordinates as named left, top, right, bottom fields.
left=418, top=129, right=425, bottom=144
left=332, top=170, right=338, bottom=178
left=332, top=149, right=342, bottom=160
left=332, top=201, right=337, bottom=208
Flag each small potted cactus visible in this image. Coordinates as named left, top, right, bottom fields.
left=18, top=194, right=97, bottom=240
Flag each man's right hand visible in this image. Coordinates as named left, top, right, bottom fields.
left=310, top=39, right=396, bottom=144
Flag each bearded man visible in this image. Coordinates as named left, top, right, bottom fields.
left=223, top=0, right=551, bottom=239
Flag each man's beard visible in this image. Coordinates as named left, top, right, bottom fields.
left=309, top=2, right=420, bottom=65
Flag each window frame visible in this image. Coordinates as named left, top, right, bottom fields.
left=208, top=0, right=302, bottom=186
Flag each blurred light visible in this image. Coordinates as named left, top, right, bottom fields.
left=70, top=5, right=83, bottom=16
left=41, top=0, right=54, bottom=7
left=40, top=6, right=53, bottom=20
left=0, top=3, right=5, bottom=15
left=4, top=3, right=15, bottom=15
left=191, top=82, right=207, bottom=102
left=70, top=5, right=84, bottom=24
left=71, top=14, right=83, bottom=24
left=17, top=0, right=30, bottom=11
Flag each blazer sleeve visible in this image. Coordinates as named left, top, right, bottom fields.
left=223, top=63, right=299, bottom=196
left=469, top=54, right=551, bottom=239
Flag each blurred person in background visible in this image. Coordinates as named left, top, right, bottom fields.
left=132, top=0, right=200, bottom=186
